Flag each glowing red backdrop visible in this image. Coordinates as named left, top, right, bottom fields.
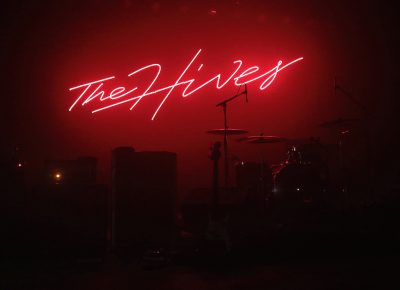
left=1, top=0, right=394, bottom=196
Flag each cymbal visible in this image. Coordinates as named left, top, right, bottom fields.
left=240, top=135, right=287, bottom=144
left=320, top=118, right=359, bottom=129
left=207, top=128, right=248, bottom=135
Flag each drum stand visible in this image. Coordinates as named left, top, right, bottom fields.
left=335, top=79, right=375, bottom=205
left=337, top=131, right=350, bottom=207
left=258, top=155, right=269, bottom=212
left=216, top=85, right=247, bottom=188
left=241, top=135, right=287, bottom=212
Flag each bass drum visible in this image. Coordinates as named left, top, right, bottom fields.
left=286, top=139, right=326, bottom=166
left=273, top=162, right=326, bottom=203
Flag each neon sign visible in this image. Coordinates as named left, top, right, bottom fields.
left=68, top=49, right=303, bottom=120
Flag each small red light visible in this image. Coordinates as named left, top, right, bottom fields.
left=54, top=172, right=63, bottom=183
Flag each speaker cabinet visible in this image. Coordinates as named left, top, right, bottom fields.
left=112, top=147, right=177, bottom=252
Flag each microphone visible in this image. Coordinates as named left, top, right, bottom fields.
left=244, top=83, right=248, bottom=103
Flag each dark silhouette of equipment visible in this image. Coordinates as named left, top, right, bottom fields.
left=111, top=147, right=177, bottom=254
left=0, top=146, right=27, bottom=257
left=43, top=156, right=97, bottom=184
left=214, top=84, right=249, bottom=188
left=31, top=156, right=107, bottom=258
left=31, top=183, right=108, bottom=258
left=205, top=142, right=230, bottom=253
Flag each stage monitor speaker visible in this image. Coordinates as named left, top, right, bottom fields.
left=112, top=148, right=177, bottom=252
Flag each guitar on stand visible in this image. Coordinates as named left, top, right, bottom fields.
left=204, top=85, right=247, bottom=255
left=205, top=141, right=231, bottom=254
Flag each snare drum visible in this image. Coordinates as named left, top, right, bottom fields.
left=273, top=161, right=325, bottom=202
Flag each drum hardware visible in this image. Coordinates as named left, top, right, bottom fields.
left=273, top=160, right=326, bottom=204
left=319, top=118, right=356, bottom=165
left=207, top=128, right=248, bottom=191
left=209, top=84, right=248, bottom=188
left=272, top=135, right=329, bottom=205
left=332, top=78, right=376, bottom=204
left=334, top=77, right=368, bottom=112
left=206, top=141, right=230, bottom=252
left=320, top=117, right=360, bottom=205
left=285, top=137, right=326, bottom=166
left=237, top=133, right=288, bottom=210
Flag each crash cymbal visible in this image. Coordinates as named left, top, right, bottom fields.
left=320, top=118, right=359, bottom=129
left=207, top=128, right=248, bottom=135
left=240, top=135, right=287, bottom=144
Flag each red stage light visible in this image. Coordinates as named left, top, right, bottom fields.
left=68, top=49, right=303, bottom=120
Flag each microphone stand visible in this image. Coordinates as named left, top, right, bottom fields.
left=216, top=88, right=247, bottom=189
left=335, top=85, right=368, bottom=113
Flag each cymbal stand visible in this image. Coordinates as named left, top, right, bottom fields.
left=336, top=130, right=349, bottom=206
left=216, top=86, right=247, bottom=188
left=258, top=154, right=268, bottom=212
left=335, top=79, right=374, bottom=204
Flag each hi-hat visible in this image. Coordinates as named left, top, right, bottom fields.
left=320, top=118, right=359, bottom=129
left=239, top=135, right=287, bottom=144
left=207, top=128, right=248, bottom=135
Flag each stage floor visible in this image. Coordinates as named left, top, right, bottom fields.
left=1, top=251, right=399, bottom=290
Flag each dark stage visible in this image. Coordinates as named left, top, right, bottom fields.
left=1, top=0, right=399, bottom=289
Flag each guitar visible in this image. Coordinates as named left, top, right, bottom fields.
left=206, top=142, right=230, bottom=252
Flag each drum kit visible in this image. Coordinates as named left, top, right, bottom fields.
left=203, top=83, right=364, bottom=211
left=206, top=117, right=359, bottom=206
